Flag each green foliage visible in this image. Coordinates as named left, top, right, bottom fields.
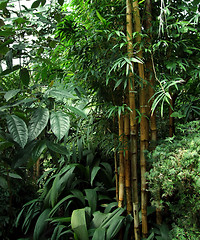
left=147, top=121, right=200, bottom=237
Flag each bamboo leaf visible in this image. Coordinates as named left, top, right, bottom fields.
left=50, top=111, right=70, bottom=140
left=7, top=115, right=28, bottom=148
left=28, top=108, right=49, bottom=141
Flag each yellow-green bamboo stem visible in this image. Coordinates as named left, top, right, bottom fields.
left=118, top=114, right=125, bottom=208
left=133, top=0, right=149, bottom=237
left=127, top=0, right=140, bottom=238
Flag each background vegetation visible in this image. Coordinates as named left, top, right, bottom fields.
left=0, top=0, right=199, bottom=239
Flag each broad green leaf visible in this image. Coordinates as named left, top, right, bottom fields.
left=85, top=189, right=97, bottom=214
left=92, top=227, right=106, bottom=240
left=91, top=166, right=101, bottom=186
left=106, top=216, right=124, bottom=239
left=31, top=140, right=47, bottom=162
left=71, top=208, right=89, bottom=240
left=33, top=209, right=51, bottom=240
left=46, top=141, right=68, bottom=155
left=46, top=89, right=76, bottom=100
left=0, top=176, right=8, bottom=188
left=28, top=108, right=49, bottom=141
left=68, top=106, right=87, bottom=119
left=49, top=195, right=75, bottom=217
left=19, top=68, right=30, bottom=86
left=31, top=0, right=40, bottom=8
left=6, top=172, right=22, bottom=179
left=4, top=89, right=20, bottom=102
left=7, top=115, right=28, bottom=148
left=50, top=111, right=70, bottom=140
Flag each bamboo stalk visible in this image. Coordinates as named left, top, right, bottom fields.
left=126, top=0, right=140, bottom=238
left=133, top=0, right=149, bottom=237
left=124, top=97, right=132, bottom=214
left=114, top=150, right=119, bottom=202
left=145, top=0, right=161, bottom=225
left=118, top=113, right=125, bottom=208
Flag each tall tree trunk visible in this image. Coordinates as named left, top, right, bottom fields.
left=118, top=114, right=125, bottom=208
left=133, top=0, right=149, bottom=237
left=126, top=0, right=140, bottom=238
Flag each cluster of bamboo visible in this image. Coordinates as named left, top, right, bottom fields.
left=115, top=1, right=159, bottom=239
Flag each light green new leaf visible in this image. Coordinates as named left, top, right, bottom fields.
left=33, top=208, right=51, bottom=240
left=7, top=115, right=28, bottom=148
left=50, top=111, right=70, bottom=140
left=4, top=89, right=20, bottom=101
left=71, top=208, right=89, bottom=240
left=28, top=108, right=49, bottom=142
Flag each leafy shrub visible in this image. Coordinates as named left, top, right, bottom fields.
left=147, top=121, right=200, bottom=237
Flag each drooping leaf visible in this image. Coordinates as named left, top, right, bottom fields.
left=46, top=141, right=68, bottom=155
left=71, top=208, right=89, bottom=240
left=19, top=68, right=30, bottom=86
left=33, top=208, right=51, bottom=240
left=68, top=106, right=87, bottom=119
left=31, top=140, right=47, bottom=162
left=50, top=111, right=70, bottom=140
left=4, top=89, right=20, bottom=102
left=7, top=115, right=28, bottom=148
left=28, top=108, right=49, bottom=142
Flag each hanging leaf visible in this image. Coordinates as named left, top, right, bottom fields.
left=7, top=115, right=28, bottom=148
left=28, top=108, right=49, bottom=142
left=31, top=0, right=40, bottom=8
left=31, top=140, right=47, bottom=162
left=19, top=68, right=30, bottom=86
left=4, top=89, right=20, bottom=102
left=50, top=111, right=70, bottom=140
